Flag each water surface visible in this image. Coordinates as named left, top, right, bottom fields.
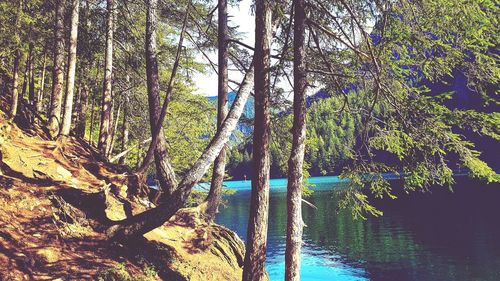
left=215, top=176, right=500, bottom=281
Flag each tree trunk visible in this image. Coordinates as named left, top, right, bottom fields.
left=109, top=101, right=121, bottom=155
left=98, top=0, right=114, bottom=156
left=106, top=90, right=115, bottom=156
left=28, top=43, right=35, bottom=105
left=119, top=93, right=130, bottom=165
left=137, top=2, right=189, bottom=176
left=61, top=0, right=80, bottom=136
left=205, top=0, right=229, bottom=220
left=73, top=86, right=81, bottom=126
left=21, top=53, right=29, bottom=100
left=285, top=0, right=307, bottom=279
left=48, top=0, right=66, bottom=138
left=242, top=1, right=272, bottom=280
left=10, top=52, right=21, bottom=120
left=108, top=62, right=255, bottom=241
left=35, top=51, right=47, bottom=112
left=144, top=0, right=178, bottom=197
left=9, top=0, right=23, bottom=120
left=89, top=92, right=96, bottom=145
left=75, top=84, right=89, bottom=138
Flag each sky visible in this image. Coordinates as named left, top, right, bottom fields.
left=191, top=0, right=255, bottom=97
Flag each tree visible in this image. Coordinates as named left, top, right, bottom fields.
left=98, top=0, right=114, bottom=156
left=10, top=52, right=21, bottom=120
left=35, top=50, right=47, bottom=112
left=285, top=0, right=307, bottom=279
left=242, top=0, right=272, bottom=280
left=75, top=84, right=88, bottom=138
left=61, top=0, right=80, bottom=136
left=143, top=0, right=179, bottom=197
left=48, top=0, right=66, bottom=137
left=8, top=0, right=24, bottom=120
left=118, top=90, right=129, bottom=165
left=107, top=60, right=255, bottom=241
left=205, top=0, right=229, bottom=220
left=305, top=0, right=499, bottom=217
left=27, top=43, right=35, bottom=105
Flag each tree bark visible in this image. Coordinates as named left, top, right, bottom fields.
left=48, top=0, right=66, bottom=138
left=106, top=90, right=115, bottom=155
left=61, top=0, right=80, bottom=136
left=119, top=93, right=130, bottom=164
left=21, top=52, right=29, bottom=100
left=10, top=52, right=21, bottom=120
left=28, top=43, right=35, bottom=105
left=242, top=1, right=272, bottom=280
left=9, top=0, right=23, bottom=120
left=35, top=51, right=47, bottom=112
left=144, top=0, right=178, bottom=197
left=75, top=84, right=88, bottom=138
left=98, top=0, right=114, bottom=156
left=285, top=0, right=307, bottom=279
left=137, top=2, right=189, bottom=175
left=109, top=101, right=121, bottom=155
left=89, top=91, right=96, bottom=145
left=205, top=0, right=229, bottom=220
left=108, top=61, right=255, bottom=241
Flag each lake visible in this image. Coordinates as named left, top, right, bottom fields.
left=214, top=176, right=500, bottom=281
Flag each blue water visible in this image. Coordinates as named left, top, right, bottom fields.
left=214, top=176, right=500, bottom=281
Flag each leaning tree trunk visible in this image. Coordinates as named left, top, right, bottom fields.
left=98, top=0, right=114, bottom=156
left=285, top=0, right=307, bottom=280
left=136, top=1, right=189, bottom=182
left=107, top=61, right=255, bottom=242
left=61, top=0, right=80, bottom=136
left=48, top=0, right=66, bottom=138
left=242, top=1, right=272, bottom=280
left=144, top=0, right=178, bottom=196
left=205, top=0, right=229, bottom=220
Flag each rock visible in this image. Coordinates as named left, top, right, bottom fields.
left=36, top=247, right=60, bottom=263
left=56, top=165, right=73, bottom=179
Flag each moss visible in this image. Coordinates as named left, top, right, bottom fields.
left=97, top=263, right=159, bottom=281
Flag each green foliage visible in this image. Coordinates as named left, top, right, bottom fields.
left=330, top=0, right=500, bottom=218
left=228, top=93, right=362, bottom=180
left=164, top=89, right=216, bottom=175
left=96, top=262, right=158, bottom=281
left=0, top=0, right=51, bottom=78
left=305, top=96, right=360, bottom=176
left=187, top=188, right=237, bottom=207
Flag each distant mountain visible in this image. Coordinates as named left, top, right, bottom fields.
left=208, top=90, right=332, bottom=137
left=207, top=91, right=255, bottom=119
left=208, top=91, right=254, bottom=137
left=306, top=90, right=330, bottom=107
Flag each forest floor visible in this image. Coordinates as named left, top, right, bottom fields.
left=0, top=100, right=246, bottom=281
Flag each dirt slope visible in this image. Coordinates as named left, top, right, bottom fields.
left=0, top=106, right=245, bottom=281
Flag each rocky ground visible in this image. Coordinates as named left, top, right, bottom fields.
left=0, top=101, right=245, bottom=281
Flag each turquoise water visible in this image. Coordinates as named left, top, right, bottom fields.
left=214, top=176, right=500, bottom=281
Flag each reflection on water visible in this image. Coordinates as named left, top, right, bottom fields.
left=215, top=176, right=500, bottom=281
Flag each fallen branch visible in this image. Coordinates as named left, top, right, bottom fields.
left=302, top=198, right=318, bottom=209
left=109, top=138, right=152, bottom=163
